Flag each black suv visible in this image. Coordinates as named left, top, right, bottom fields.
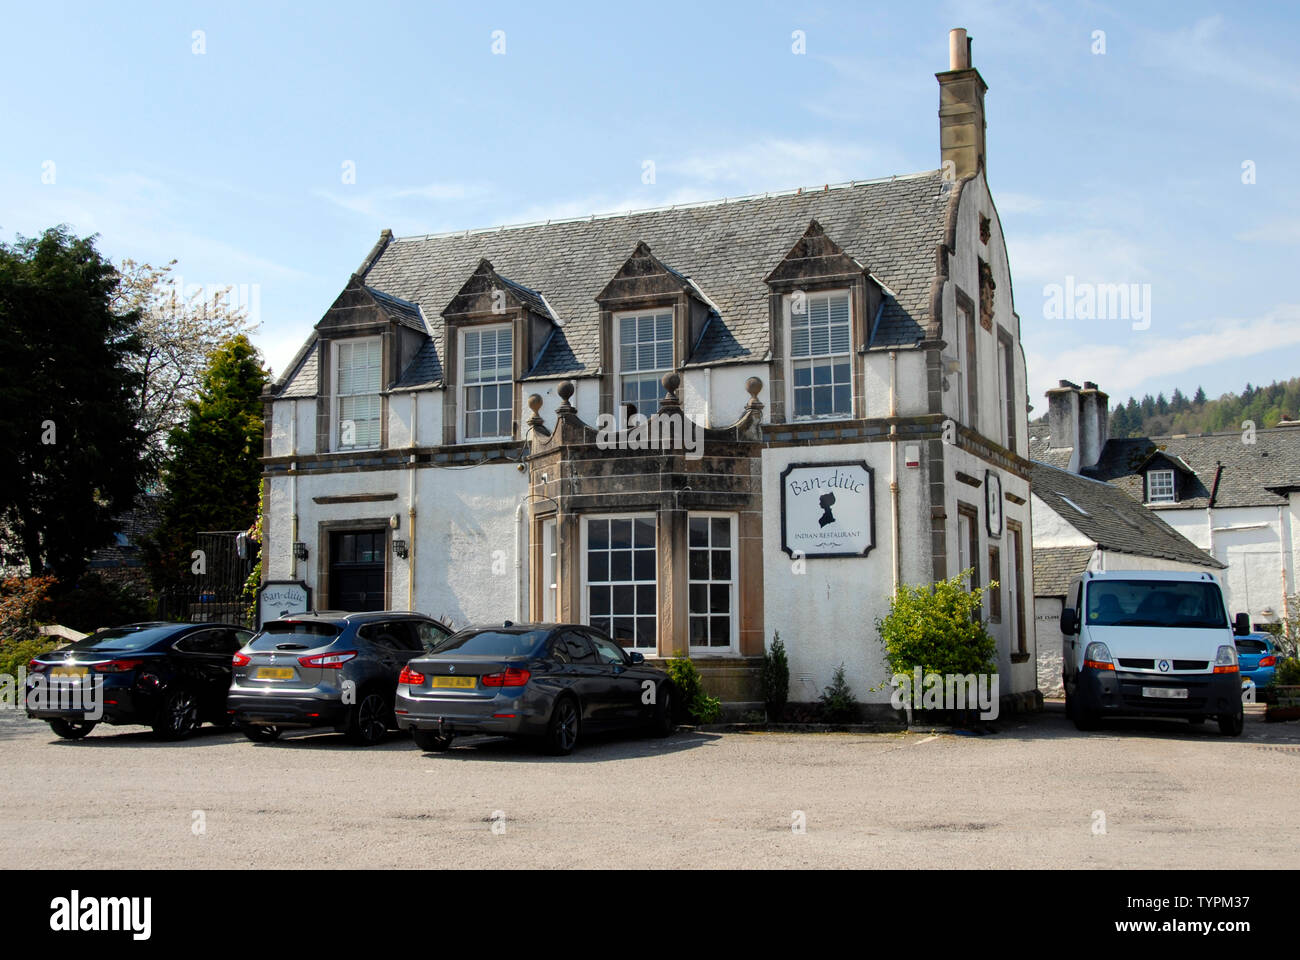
left=27, top=621, right=254, bottom=740
left=227, top=611, right=453, bottom=745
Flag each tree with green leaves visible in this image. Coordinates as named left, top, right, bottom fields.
left=0, top=227, right=147, bottom=578
left=144, top=335, right=268, bottom=587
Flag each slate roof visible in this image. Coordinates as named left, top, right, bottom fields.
left=279, top=338, right=319, bottom=398
left=393, top=339, right=444, bottom=389
left=1084, top=429, right=1300, bottom=510
left=367, top=287, right=427, bottom=334
left=359, top=170, right=951, bottom=381
left=1032, top=545, right=1095, bottom=598
left=1030, top=461, right=1224, bottom=569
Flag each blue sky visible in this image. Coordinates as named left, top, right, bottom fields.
left=2, top=0, right=1297, bottom=412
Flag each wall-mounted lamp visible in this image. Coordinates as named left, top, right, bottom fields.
left=393, top=539, right=408, bottom=560
left=292, top=542, right=308, bottom=561
left=389, top=514, right=400, bottom=530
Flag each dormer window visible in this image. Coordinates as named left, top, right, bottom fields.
left=461, top=325, right=513, bottom=441
left=335, top=337, right=382, bottom=449
left=616, top=309, right=674, bottom=417
left=1147, top=469, right=1176, bottom=504
left=787, top=290, right=851, bottom=420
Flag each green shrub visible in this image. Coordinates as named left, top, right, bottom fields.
left=875, top=569, right=998, bottom=681
left=666, top=655, right=722, bottom=724
left=1275, top=658, right=1300, bottom=686
left=0, top=636, right=59, bottom=678
left=761, top=631, right=789, bottom=720
left=819, top=663, right=856, bottom=722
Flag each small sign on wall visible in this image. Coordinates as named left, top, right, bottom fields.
left=257, top=580, right=312, bottom=628
left=780, top=461, right=875, bottom=558
left=985, top=470, right=1003, bottom=537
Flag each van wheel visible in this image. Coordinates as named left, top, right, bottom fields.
left=1218, top=707, right=1244, bottom=737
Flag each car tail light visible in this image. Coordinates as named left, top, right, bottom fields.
left=398, top=665, right=425, bottom=686
left=1083, top=642, right=1114, bottom=672
left=1259, top=656, right=1277, bottom=668
left=1214, top=644, right=1239, bottom=674
left=94, top=659, right=143, bottom=673
left=298, top=650, right=356, bottom=669
left=28, top=660, right=47, bottom=673
left=481, top=668, right=530, bottom=687
left=232, top=652, right=251, bottom=667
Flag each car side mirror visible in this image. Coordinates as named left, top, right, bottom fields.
left=628, top=651, right=645, bottom=665
left=1233, top=613, right=1250, bottom=637
left=1061, top=608, right=1078, bottom=636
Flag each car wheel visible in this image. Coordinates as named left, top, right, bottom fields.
left=412, top=728, right=453, bottom=752
left=49, top=718, right=96, bottom=740
left=153, top=688, right=200, bottom=741
left=650, top=685, right=676, bottom=738
left=544, top=697, right=580, bottom=756
left=1218, top=706, right=1244, bottom=737
left=346, top=690, right=391, bottom=746
left=241, top=724, right=281, bottom=742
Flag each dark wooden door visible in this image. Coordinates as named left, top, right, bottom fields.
left=329, top=530, right=386, bottom=611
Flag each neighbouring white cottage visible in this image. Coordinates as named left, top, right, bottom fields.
left=260, top=29, right=1040, bottom=713
left=1030, top=379, right=1300, bottom=643
left=1029, top=456, right=1224, bottom=696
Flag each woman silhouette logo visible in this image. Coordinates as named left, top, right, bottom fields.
left=817, top=492, right=837, bottom=528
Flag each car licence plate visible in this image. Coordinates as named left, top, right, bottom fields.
left=255, top=667, right=295, bottom=680
left=431, top=676, right=476, bottom=689
left=1143, top=687, right=1188, bottom=699
left=50, top=666, right=87, bottom=679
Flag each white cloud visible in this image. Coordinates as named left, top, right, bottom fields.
left=1235, top=220, right=1300, bottom=245
left=1026, top=304, right=1300, bottom=403
left=1148, top=16, right=1300, bottom=101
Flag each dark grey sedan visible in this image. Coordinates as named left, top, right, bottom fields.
left=394, top=622, right=675, bottom=755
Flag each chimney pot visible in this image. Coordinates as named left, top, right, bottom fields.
left=949, top=28, right=969, bottom=70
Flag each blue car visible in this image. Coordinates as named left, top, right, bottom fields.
left=1236, top=634, right=1279, bottom=689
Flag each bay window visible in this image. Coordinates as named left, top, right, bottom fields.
left=584, top=515, right=657, bottom=651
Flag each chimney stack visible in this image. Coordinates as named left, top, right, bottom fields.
left=1046, top=380, right=1110, bottom=473
left=937, top=27, right=988, bottom=181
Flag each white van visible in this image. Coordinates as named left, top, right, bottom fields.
left=1059, top=570, right=1249, bottom=735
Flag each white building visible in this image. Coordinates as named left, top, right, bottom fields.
left=1030, top=379, right=1300, bottom=647
left=261, top=29, right=1040, bottom=713
left=1029, top=457, right=1224, bottom=695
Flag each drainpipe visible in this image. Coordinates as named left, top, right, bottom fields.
left=889, top=350, right=901, bottom=593
left=408, top=395, right=418, bottom=610
left=289, top=400, right=298, bottom=581
left=514, top=499, right=527, bottom=620
left=1280, top=504, right=1289, bottom=628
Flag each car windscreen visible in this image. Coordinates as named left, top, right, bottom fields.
left=429, top=630, right=548, bottom=658
left=248, top=621, right=342, bottom=651
left=1085, top=580, right=1227, bottom=629
left=70, top=626, right=180, bottom=653
left=1236, top=638, right=1269, bottom=654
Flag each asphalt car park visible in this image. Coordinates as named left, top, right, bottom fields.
left=2, top=701, right=1297, bottom=869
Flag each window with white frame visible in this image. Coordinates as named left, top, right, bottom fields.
left=462, top=325, right=513, bottom=441
left=584, top=516, right=656, bottom=650
left=1147, top=469, right=1176, bottom=503
left=616, top=310, right=673, bottom=417
left=789, top=290, right=852, bottom=420
left=688, top=514, right=736, bottom=651
left=335, top=338, right=382, bottom=450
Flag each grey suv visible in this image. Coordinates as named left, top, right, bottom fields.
left=227, top=612, right=453, bottom=745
